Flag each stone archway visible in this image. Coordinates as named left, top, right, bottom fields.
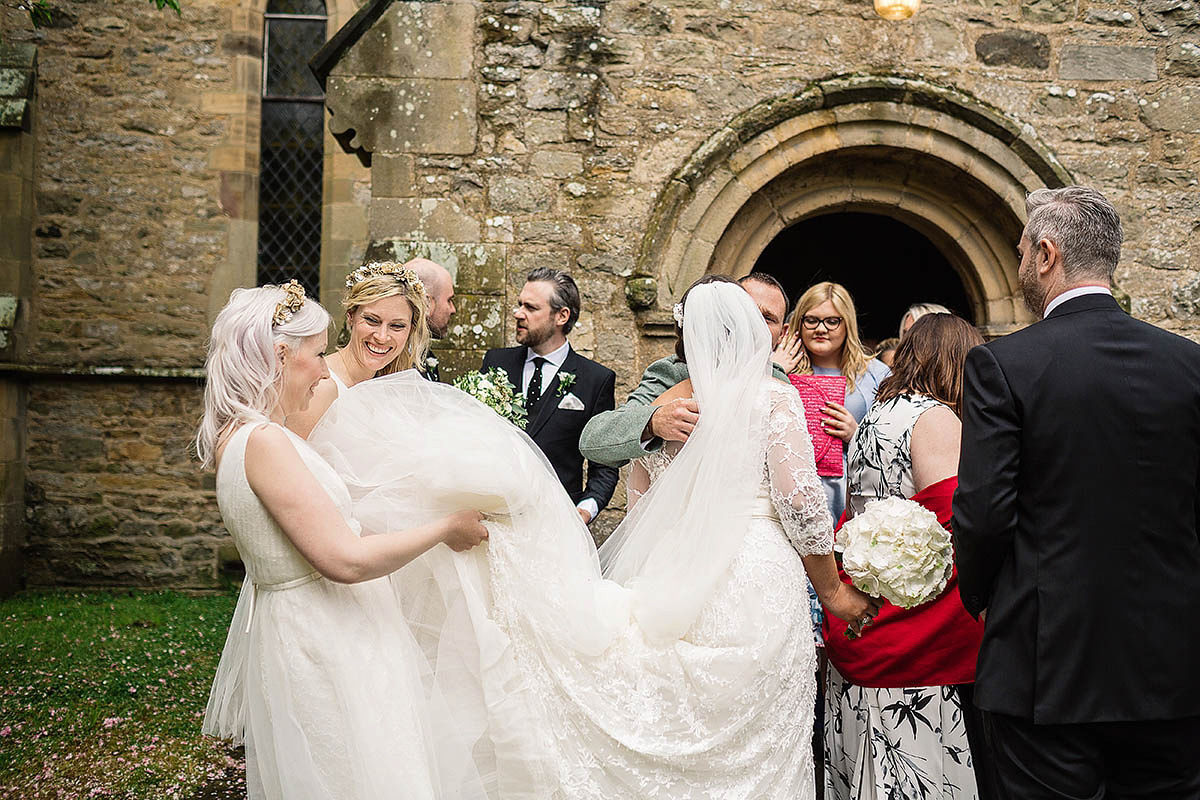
left=630, top=75, right=1073, bottom=337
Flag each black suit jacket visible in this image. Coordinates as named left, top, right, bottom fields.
left=481, top=345, right=619, bottom=514
left=953, top=293, right=1200, bottom=724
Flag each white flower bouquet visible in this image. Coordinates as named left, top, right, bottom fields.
left=453, top=368, right=529, bottom=429
left=835, top=496, right=954, bottom=609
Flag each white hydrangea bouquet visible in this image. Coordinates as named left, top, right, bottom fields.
left=835, top=496, right=954, bottom=608
left=453, top=368, right=529, bottom=429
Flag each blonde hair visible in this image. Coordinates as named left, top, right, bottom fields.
left=787, top=281, right=872, bottom=392
left=899, top=302, right=951, bottom=338
left=340, top=266, right=431, bottom=376
left=195, top=284, right=332, bottom=468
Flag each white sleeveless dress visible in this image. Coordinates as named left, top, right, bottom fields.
left=203, top=423, right=490, bottom=800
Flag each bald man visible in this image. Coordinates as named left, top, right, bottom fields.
left=405, top=258, right=457, bottom=380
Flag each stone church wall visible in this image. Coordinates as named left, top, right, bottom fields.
left=325, top=0, right=1200, bottom=374
left=3, top=0, right=1199, bottom=587
left=1, top=0, right=265, bottom=588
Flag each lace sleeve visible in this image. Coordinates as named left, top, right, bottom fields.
left=627, top=459, right=650, bottom=511
left=765, top=385, right=835, bottom=556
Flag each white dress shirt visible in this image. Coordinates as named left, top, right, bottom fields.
left=522, top=341, right=598, bottom=522
left=1044, top=286, right=1112, bottom=318
left=522, top=339, right=571, bottom=394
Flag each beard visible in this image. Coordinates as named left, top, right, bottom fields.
left=516, top=323, right=553, bottom=349
left=1019, top=259, right=1045, bottom=317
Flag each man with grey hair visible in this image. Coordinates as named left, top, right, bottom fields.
left=954, top=186, right=1200, bottom=798
left=406, top=257, right=456, bottom=380
left=482, top=268, right=618, bottom=527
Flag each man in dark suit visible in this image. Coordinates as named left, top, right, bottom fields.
left=483, top=268, right=618, bottom=526
left=953, top=186, right=1200, bottom=799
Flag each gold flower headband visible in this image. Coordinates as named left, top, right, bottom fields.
left=272, top=280, right=306, bottom=327
left=345, top=261, right=425, bottom=293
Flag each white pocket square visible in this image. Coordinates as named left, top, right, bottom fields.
left=558, top=392, right=585, bottom=411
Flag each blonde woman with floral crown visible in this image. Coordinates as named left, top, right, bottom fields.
left=287, top=261, right=432, bottom=438
left=197, top=282, right=494, bottom=799
left=787, top=281, right=891, bottom=522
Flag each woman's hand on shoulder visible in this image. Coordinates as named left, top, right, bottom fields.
left=772, top=329, right=804, bottom=374
left=440, top=510, right=488, bottom=552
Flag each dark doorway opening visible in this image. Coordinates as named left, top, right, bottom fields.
left=753, top=212, right=973, bottom=347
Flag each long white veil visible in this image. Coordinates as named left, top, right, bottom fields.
left=597, top=282, right=773, bottom=640
left=308, top=281, right=789, bottom=797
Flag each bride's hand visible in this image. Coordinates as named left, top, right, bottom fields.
left=822, top=583, right=882, bottom=633
left=441, top=510, right=488, bottom=552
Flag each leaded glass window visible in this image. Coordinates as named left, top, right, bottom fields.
left=257, top=0, right=327, bottom=296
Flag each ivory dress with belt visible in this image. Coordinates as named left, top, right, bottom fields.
left=202, top=422, right=490, bottom=800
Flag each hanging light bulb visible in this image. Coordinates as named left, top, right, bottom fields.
left=874, top=0, right=920, bottom=20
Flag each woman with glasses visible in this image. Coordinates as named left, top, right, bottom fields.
left=787, top=282, right=891, bottom=521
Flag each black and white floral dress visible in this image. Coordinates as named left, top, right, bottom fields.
left=824, top=394, right=978, bottom=800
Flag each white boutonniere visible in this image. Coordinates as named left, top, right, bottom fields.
left=556, top=370, right=576, bottom=396
left=425, top=356, right=439, bottom=368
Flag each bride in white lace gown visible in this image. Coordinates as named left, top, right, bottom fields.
left=311, top=280, right=878, bottom=799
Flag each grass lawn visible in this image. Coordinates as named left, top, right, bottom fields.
left=0, top=589, right=246, bottom=799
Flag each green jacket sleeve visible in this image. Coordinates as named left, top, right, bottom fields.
left=578, top=357, right=687, bottom=468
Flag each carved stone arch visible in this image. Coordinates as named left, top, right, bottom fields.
left=632, top=76, right=1073, bottom=336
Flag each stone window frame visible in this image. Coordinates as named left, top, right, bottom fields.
left=204, top=0, right=369, bottom=322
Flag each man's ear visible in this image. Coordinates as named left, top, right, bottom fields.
left=1037, top=237, right=1061, bottom=277
left=555, top=306, right=571, bottom=329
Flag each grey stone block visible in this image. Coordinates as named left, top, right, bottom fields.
left=332, top=2, right=475, bottom=80
left=517, top=220, right=583, bottom=248
left=372, top=155, right=417, bottom=198
left=975, top=31, right=1051, bottom=69
left=523, top=70, right=599, bottom=110
left=1060, top=46, right=1157, bottom=81
left=1082, top=8, right=1137, bottom=26
left=530, top=150, right=583, bottom=178
left=327, top=77, right=477, bottom=156
left=0, top=43, right=36, bottom=70
left=368, top=197, right=482, bottom=242
left=1165, top=42, right=1200, bottom=77
left=483, top=43, right=544, bottom=68
left=488, top=175, right=553, bottom=213
left=1141, top=86, right=1200, bottom=132
left=1138, top=0, right=1200, bottom=37
left=1021, top=0, right=1075, bottom=23
left=442, top=295, right=506, bottom=350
